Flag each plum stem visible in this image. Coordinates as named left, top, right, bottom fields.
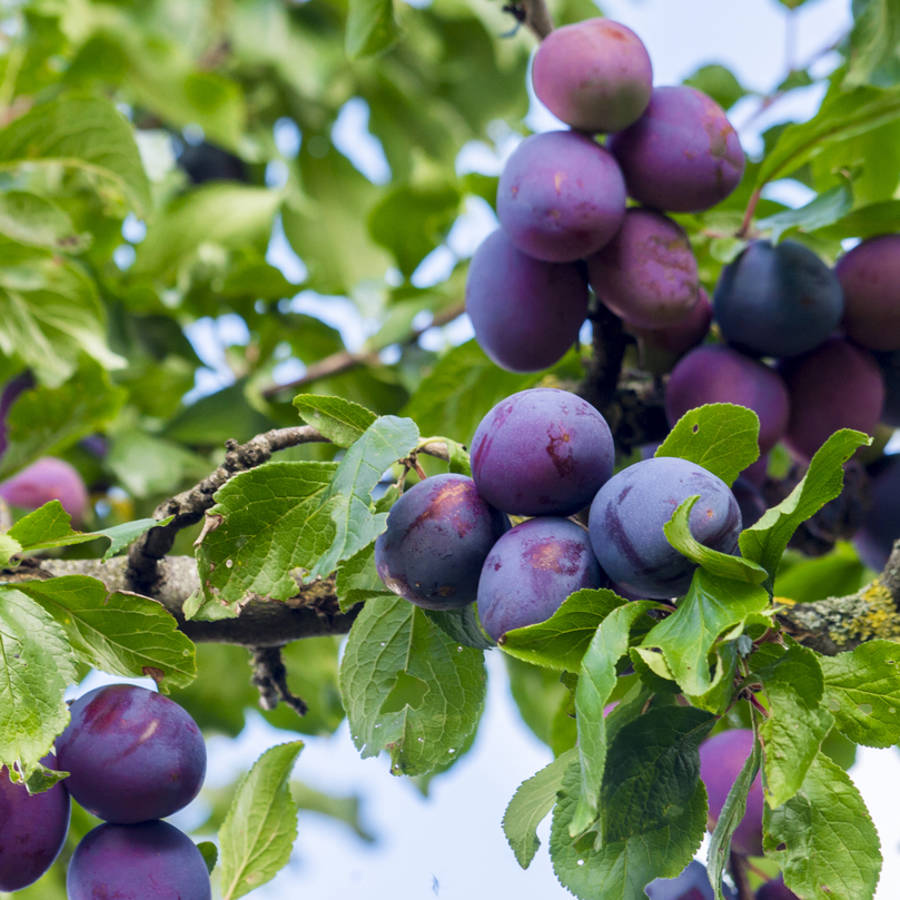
left=737, top=187, right=762, bottom=239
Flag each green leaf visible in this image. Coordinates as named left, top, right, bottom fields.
left=0, top=94, right=150, bottom=214
left=774, top=543, right=868, bottom=604
left=655, top=403, right=761, bottom=486
left=820, top=639, right=900, bottom=747
left=503, top=748, right=578, bottom=869
left=682, top=64, right=747, bottom=109
left=346, top=0, right=397, bottom=58
left=500, top=589, right=631, bottom=671
left=218, top=741, right=304, bottom=900
left=0, top=534, right=22, bottom=568
left=424, top=604, right=494, bottom=650
left=816, top=199, right=900, bottom=240
left=197, top=841, right=218, bottom=875
left=764, top=752, right=882, bottom=899
left=293, top=394, right=377, bottom=447
left=8, top=575, right=196, bottom=691
left=755, top=182, right=854, bottom=243
left=0, top=190, right=89, bottom=252
left=846, top=0, right=900, bottom=88
left=106, top=431, right=211, bottom=499
left=0, top=589, right=76, bottom=771
left=290, top=780, right=375, bottom=842
left=739, top=429, right=871, bottom=582
left=641, top=570, right=769, bottom=699
left=664, top=496, right=769, bottom=583
left=335, top=541, right=395, bottom=613
left=338, top=596, right=486, bottom=775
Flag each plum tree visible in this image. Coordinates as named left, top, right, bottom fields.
left=477, top=517, right=603, bottom=640
left=531, top=18, right=653, bottom=133
left=699, top=729, right=764, bottom=857
left=835, top=234, right=900, bottom=351
left=470, top=387, right=614, bottom=516
left=0, top=755, right=70, bottom=891
left=465, top=229, right=588, bottom=372
left=496, top=130, right=626, bottom=262
left=587, top=208, right=700, bottom=329
left=645, top=860, right=735, bottom=899
left=713, top=240, right=844, bottom=358
left=375, top=473, right=509, bottom=610
left=607, top=85, right=744, bottom=212
left=56, top=684, right=206, bottom=824
left=588, top=456, right=741, bottom=598
left=665, top=345, right=790, bottom=453
left=0, top=457, right=89, bottom=523
left=67, top=820, right=211, bottom=900
left=854, top=455, right=900, bottom=571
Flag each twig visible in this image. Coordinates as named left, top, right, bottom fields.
left=250, top=646, right=308, bottom=715
left=508, top=0, right=553, bottom=40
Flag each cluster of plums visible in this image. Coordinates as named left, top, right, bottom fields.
left=375, top=386, right=743, bottom=640
left=0, top=683, right=210, bottom=897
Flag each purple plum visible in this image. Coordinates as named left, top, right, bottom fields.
left=756, top=875, right=800, bottom=899
left=855, top=455, right=900, bottom=571
left=0, top=456, right=89, bottom=523
left=629, top=288, right=713, bottom=374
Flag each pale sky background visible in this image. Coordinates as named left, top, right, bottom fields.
left=96, top=0, right=900, bottom=897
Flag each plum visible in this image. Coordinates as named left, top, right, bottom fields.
left=375, top=473, right=510, bottom=610
left=854, top=455, right=900, bottom=571
left=713, top=240, right=844, bottom=359
left=876, top=350, right=900, bottom=426
left=835, top=234, right=900, bottom=351
left=588, top=208, right=699, bottom=329
left=471, top=387, right=614, bottom=517
left=756, top=875, right=800, bottom=899
left=608, top=85, right=745, bottom=212
left=496, top=130, right=626, bottom=262
left=0, top=456, right=89, bottom=523
left=629, top=288, right=713, bottom=373
left=646, top=860, right=735, bottom=899
left=665, top=345, right=790, bottom=453
left=477, top=517, right=604, bottom=641
left=465, top=229, right=588, bottom=372
left=699, top=729, right=764, bottom=856
left=531, top=18, right=653, bottom=133
left=67, top=820, right=211, bottom=899
left=779, top=337, right=885, bottom=461
left=732, top=476, right=766, bottom=528
left=0, top=755, right=70, bottom=891
left=588, top=456, right=741, bottom=598
left=56, top=683, right=206, bottom=824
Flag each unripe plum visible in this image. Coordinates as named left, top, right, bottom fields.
left=0, top=755, right=70, bottom=891
left=779, top=337, right=885, bottom=461
left=629, top=288, right=713, bottom=373
left=471, top=388, right=614, bottom=516
left=699, top=728, right=764, bottom=856
left=588, top=456, right=741, bottom=598
left=587, top=208, right=699, bottom=329
left=608, top=85, right=745, bottom=212
left=835, top=234, right=900, bottom=351
left=477, top=517, right=604, bottom=641
left=756, top=875, right=800, bottom=900
left=375, top=473, right=510, bottom=610
left=56, top=683, right=206, bottom=824
left=465, top=229, right=588, bottom=372
left=646, top=860, right=735, bottom=899
left=665, top=345, right=790, bottom=453
left=854, top=455, right=900, bottom=571
left=713, top=240, right=844, bottom=359
left=496, top=130, right=626, bottom=262
left=531, top=18, right=653, bottom=133
left=0, top=456, right=88, bottom=523
left=67, top=820, right=211, bottom=900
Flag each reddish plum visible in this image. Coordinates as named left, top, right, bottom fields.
left=0, top=456, right=88, bottom=523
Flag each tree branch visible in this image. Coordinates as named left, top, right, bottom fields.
left=502, top=0, right=553, bottom=41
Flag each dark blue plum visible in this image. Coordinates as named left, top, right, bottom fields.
left=477, top=517, right=604, bottom=641
left=471, top=388, right=614, bottom=517
left=67, top=820, right=211, bottom=899
left=855, top=455, right=900, bottom=571
left=875, top=350, right=900, bottom=427
left=713, top=240, right=844, bottom=358
left=756, top=875, right=800, bottom=899
left=588, top=456, right=741, bottom=598
left=0, top=755, right=70, bottom=891
left=56, top=683, right=206, bottom=824
left=646, top=860, right=735, bottom=899
left=732, top=476, right=766, bottom=528
left=375, top=473, right=509, bottom=610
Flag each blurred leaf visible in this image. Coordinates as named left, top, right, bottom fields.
left=683, top=64, right=747, bottom=109
left=163, top=381, right=275, bottom=447
left=0, top=191, right=89, bottom=252
left=774, top=543, right=868, bottom=603
left=505, top=655, right=571, bottom=748
left=107, top=431, right=210, bottom=498
left=815, top=199, right=900, bottom=240
left=846, top=0, right=900, bottom=88
left=346, top=0, right=397, bottom=58
left=290, top=780, right=376, bottom=842
left=198, top=841, right=218, bottom=875
left=756, top=182, right=854, bottom=242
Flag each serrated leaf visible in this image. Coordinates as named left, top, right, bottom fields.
left=655, top=404, right=761, bottom=486
left=503, top=748, right=577, bottom=869
left=664, top=496, right=768, bottom=583
left=8, top=575, right=196, bottom=691
left=755, top=182, right=854, bottom=243
left=293, top=394, right=376, bottom=447
left=335, top=541, right=395, bottom=612
left=500, top=589, right=631, bottom=672
left=338, top=596, right=486, bottom=775
left=820, top=639, right=900, bottom=746
left=346, top=0, right=397, bottom=58
left=739, top=429, right=870, bottom=582
left=0, top=589, right=75, bottom=771
left=424, top=604, right=494, bottom=650
left=218, top=741, right=304, bottom=900
left=764, top=752, right=882, bottom=899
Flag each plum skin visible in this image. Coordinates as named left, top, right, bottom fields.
left=496, top=130, right=626, bottom=263
left=67, top=820, right=211, bottom=900
left=465, top=229, right=588, bottom=373
left=477, top=517, right=604, bottom=641
left=471, top=387, right=614, bottom=517
left=629, top=288, right=713, bottom=374
left=0, top=754, right=70, bottom=891
left=375, top=473, right=510, bottom=610
left=0, top=456, right=88, bottom=522
left=854, top=455, right=900, bottom=572
left=531, top=18, right=653, bottom=133
left=756, top=875, right=800, bottom=900
left=588, top=456, right=741, bottom=599
left=56, top=683, right=206, bottom=824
